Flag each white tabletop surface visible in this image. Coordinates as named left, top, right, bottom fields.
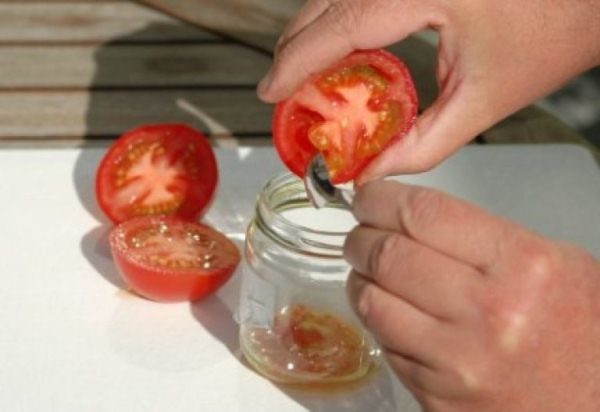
left=0, top=144, right=598, bottom=411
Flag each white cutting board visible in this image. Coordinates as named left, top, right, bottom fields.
left=0, top=144, right=598, bottom=412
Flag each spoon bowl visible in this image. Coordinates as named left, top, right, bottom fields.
left=304, top=154, right=354, bottom=209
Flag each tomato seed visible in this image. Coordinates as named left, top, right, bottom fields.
left=188, top=230, right=209, bottom=243
left=202, top=253, right=216, bottom=263
left=131, top=237, right=143, bottom=248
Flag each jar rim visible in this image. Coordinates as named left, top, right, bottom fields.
left=253, top=173, right=353, bottom=258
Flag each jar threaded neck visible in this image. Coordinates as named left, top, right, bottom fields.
left=253, top=173, right=353, bottom=258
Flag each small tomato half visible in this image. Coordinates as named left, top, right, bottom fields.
left=109, top=216, right=240, bottom=302
left=96, top=123, right=218, bottom=224
left=273, top=50, right=418, bottom=183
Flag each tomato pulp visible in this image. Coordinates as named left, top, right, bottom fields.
left=242, top=305, right=376, bottom=384
left=273, top=50, right=418, bottom=184
left=109, top=216, right=240, bottom=302
left=96, top=123, right=218, bottom=224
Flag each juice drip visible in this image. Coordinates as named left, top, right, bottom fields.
left=241, top=304, right=379, bottom=385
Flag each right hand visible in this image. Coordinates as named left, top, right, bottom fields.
left=344, top=180, right=600, bottom=411
left=258, top=0, right=600, bottom=183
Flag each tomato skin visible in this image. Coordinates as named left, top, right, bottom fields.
left=112, top=252, right=232, bottom=302
left=113, top=254, right=233, bottom=302
left=96, top=123, right=218, bottom=224
left=109, top=216, right=240, bottom=303
left=273, top=49, right=418, bottom=184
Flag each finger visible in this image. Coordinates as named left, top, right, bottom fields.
left=258, top=0, right=433, bottom=102
left=275, top=0, right=332, bottom=54
left=344, top=226, right=483, bottom=319
left=386, top=351, right=461, bottom=404
left=347, top=271, right=444, bottom=367
left=357, top=79, right=494, bottom=180
left=259, top=0, right=331, bottom=99
left=351, top=180, right=523, bottom=270
left=383, top=352, right=433, bottom=398
left=385, top=352, right=438, bottom=395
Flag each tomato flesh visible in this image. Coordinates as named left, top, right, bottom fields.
left=96, top=123, right=218, bottom=224
left=109, top=216, right=240, bottom=302
left=273, top=50, right=417, bottom=183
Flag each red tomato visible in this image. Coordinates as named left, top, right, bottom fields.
left=96, top=123, right=218, bottom=224
left=273, top=50, right=418, bottom=184
left=109, top=216, right=240, bottom=302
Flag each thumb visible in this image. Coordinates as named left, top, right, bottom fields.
left=357, top=82, right=492, bottom=184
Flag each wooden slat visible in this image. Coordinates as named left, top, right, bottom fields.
left=139, top=0, right=304, bottom=51
left=0, top=44, right=271, bottom=88
left=0, top=2, right=216, bottom=43
left=0, top=0, right=588, bottom=156
left=0, top=90, right=272, bottom=138
left=0, top=136, right=273, bottom=149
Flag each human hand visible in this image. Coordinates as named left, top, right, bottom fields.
left=258, top=0, right=600, bottom=182
left=344, top=180, right=600, bottom=411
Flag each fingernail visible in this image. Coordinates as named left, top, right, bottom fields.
left=257, top=68, right=273, bottom=98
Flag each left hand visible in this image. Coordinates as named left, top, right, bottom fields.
left=344, top=180, right=600, bottom=411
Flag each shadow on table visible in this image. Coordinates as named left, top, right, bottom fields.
left=273, top=367, right=413, bottom=412
left=80, top=226, right=126, bottom=289
left=72, top=141, right=124, bottom=289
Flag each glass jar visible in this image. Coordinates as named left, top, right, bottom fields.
left=237, top=173, right=380, bottom=385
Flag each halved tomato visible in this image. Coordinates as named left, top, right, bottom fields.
left=96, top=123, right=217, bottom=224
left=273, top=50, right=418, bottom=184
left=109, top=216, right=240, bottom=302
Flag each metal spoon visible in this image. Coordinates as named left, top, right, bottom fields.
left=304, top=154, right=354, bottom=209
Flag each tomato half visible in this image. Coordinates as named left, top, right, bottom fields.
left=273, top=50, right=418, bottom=184
left=96, top=123, right=218, bottom=224
left=109, top=216, right=240, bottom=302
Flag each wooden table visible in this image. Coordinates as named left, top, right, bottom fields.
left=1, top=0, right=597, bottom=164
